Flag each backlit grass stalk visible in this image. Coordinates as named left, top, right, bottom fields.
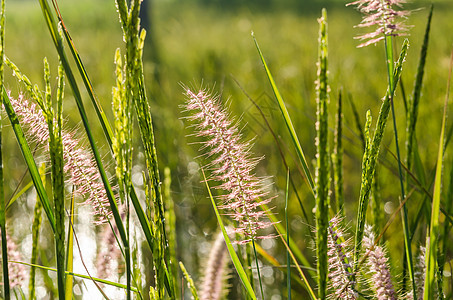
left=315, top=9, right=330, bottom=299
left=43, top=57, right=66, bottom=298
left=332, top=90, right=344, bottom=218
left=36, top=0, right=129, bottom=287
left=352, top=39, right=408, bottom=274
left=116, top=0, right=174, bottom=296
left=29, top=163, right=45, bottom=299
left=179, top=262, right=199, bottom=300
left=43, top=2, right=170, bottom=294
left=285, top=170, right=291, bottom=300
left=0, top=0, right=8, bottom=298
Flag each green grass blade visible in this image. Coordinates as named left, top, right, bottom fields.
left=12, top=260, right=139, bottom=293
left=2, top=87, right=56, bottom=233
left=40, top=5, right=171, bottom=295
left=201, top=169, right=257, bottom=300
left=253, top=33, right=315, bottom=195
left=36, top=0, right=130, bottom=277
left=65, top=196, right=75, bottom=299
left=424, top=47, right=452, bottom=300
left=6, top=181, right=33, bottom=211
left=285, top=170, right=292, bottom=300
left=402, top=7, right=434, bottom=296
left=29, top=164, right=45, bottom=299
left=0, top=0, right=8, bottom=296
left=179, top=262, right=199, bottom=300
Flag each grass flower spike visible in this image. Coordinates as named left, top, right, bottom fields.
left=8, top=93, right=112, bottom=223
left=1, top=234, right=26, bottom=289
left=363, top=225, right=396, bottom=300
left=327, top=217, right=357, bottom=299
left=201, top=230, right=229, bottom=300
left=347, top=0, right=409, bottom=47
left=184, top=88, right=273, bottom=243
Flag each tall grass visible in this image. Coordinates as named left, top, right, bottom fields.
left=0, top=0, right=451, bottom=299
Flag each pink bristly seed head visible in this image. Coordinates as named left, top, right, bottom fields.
left=184, top=88, right=273, bottom=242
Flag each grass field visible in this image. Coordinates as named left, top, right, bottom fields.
left=1, top=0, right=453, bottom=299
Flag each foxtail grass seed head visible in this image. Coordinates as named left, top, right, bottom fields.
left=96, top=224, right=122, bottom=279
left=183, top=88, right=273, bottom=243
left=327, top=217, right=357, bottom=299
left=347, top=0, right=409, bottom=47
left=201, top=231, right=229, bottom=300
left=1, top=234, right=26, bottom=288
left=8, top=93, right=113, bottom=223
left=363, top=225, right=397, bottom=300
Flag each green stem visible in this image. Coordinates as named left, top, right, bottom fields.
left=252, top=239, right=265, bottom=300
left=285, top=170, right=291, bottom=300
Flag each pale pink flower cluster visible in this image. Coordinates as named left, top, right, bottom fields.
left=327, top=217, right=357, bottom=299
left=184, top=88, right=272, bottom=243
left=3, top=234, right=26, bottom=289
left=347, top=0, right=409, bottom=47
left=201, top=231, right=229, bottom=300
left=8, top=93, right=112, bottom=223
left=363, top=225, right=397, bottom=300
left=96, top=224, right=122, bottom=278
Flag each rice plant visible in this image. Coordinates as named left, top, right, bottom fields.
left=0, top=0, right=452, bottom=299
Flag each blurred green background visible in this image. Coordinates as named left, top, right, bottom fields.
left=3, top=0, right=453, bottom=298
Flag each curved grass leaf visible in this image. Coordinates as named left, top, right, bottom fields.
left=201, top=169, right=257, bottom=300
left=253, top=33, right=315, bottom=195
left=11, top=260, right=139, bottom=293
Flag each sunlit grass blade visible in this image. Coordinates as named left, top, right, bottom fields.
left=65, top=195, right=75, bottom=299
left=424, top=47, right=452, bottom=300
left=40, top=3, right=174, bottom=295
left=253, top=33, right=315, bottom=195
left=179, top=262, right=199, bottom=300
left=44, top=56, right=66, bottom=298
left=36, top=2, right=132, bottom=295
left=201, top=168, right=257, bottom=300
left=12, top=260, right=139, bottom=293
left=1, top=87, right=56, bottom=233
left=29, top=163, right=45, bottom=299
left=0, top=0, right=8, bottom=297
left=6, top=181, right=33, bottom=211
left=353, top=39, right=409, bottom=272
left=285, top=170, right=291, bottom=300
